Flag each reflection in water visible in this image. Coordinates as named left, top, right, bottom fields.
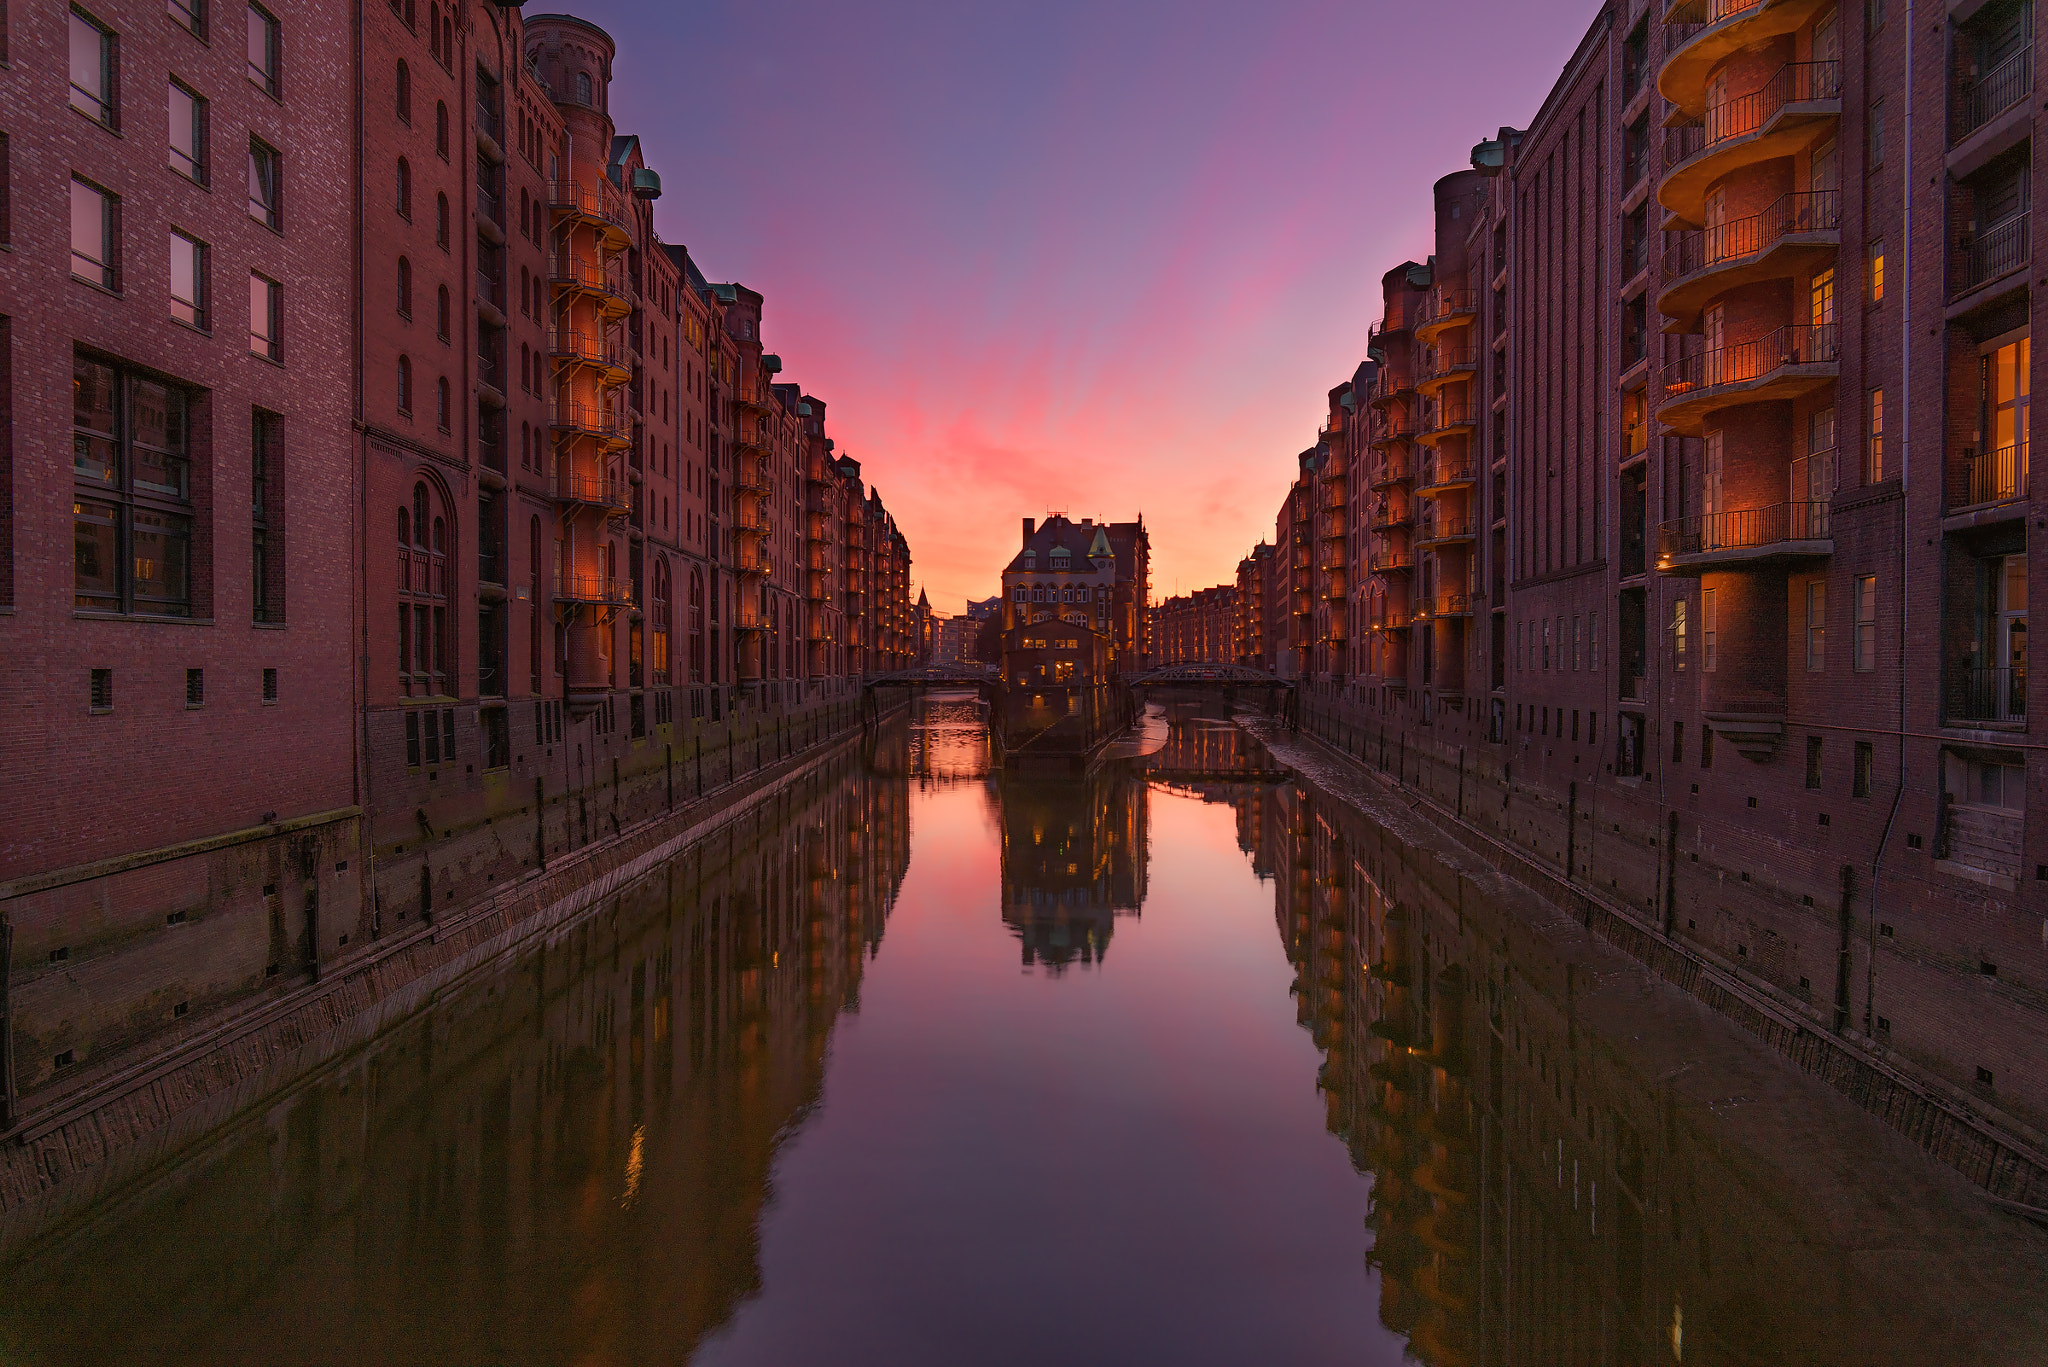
left=2, top=712, right=2041, bottom=1366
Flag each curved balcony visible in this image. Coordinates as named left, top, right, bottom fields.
left=548, top=399, right=632, bottom=448
left=1414, top=289, right=1479, bottom=344
left=1370, top=414, right=1415, bottom=449
left=1414, top=516, right=1477, bottom=549
left=545, top=180, right=631, bottom=249
left=1370, top=456, right=1412, bottom=488
left=553, top=468, right=632, bottom=515
left=1655, top=322, right=1837, bottom=434
left=1371, top=369, right=1415, bottom=408
left=554, top=572, right=635, bottom=609
left=1367, top=313, right=1409, bottom=353
left=1655, top=500, right=1832, bottom=571
left=1658, top=0, right=1838, bottom=118
left=548, top=253, right=631, bottom=318
left=1416, top=455, right=1478, bottom=496
left=1417, top=401, right=1477, bottom=446
left=1418, top=346, right=1478, bottom=396
left=1658, top=62, right=1841, bottom=227
left=548, top=327, right=631, bottom=385
left=1657, top=190, right=1840, bottom=326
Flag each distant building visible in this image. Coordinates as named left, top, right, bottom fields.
left=1000, top=515, right=1151, bottom=674
left=1153, top=585, right=1238, bottom=664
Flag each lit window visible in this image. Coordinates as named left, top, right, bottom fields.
left=1868, top=239, right=1885, bottom=304
left=1866, top=387, right=1885, bottom=483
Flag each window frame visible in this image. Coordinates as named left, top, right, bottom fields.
left=168, top=0, right=207, bottom=38
left=248, top=271, right=282, bottom=360
left=246, top=3, right=281, bottom=100
left=1806, top=580, right=1827, bottom=671
left=70, top=176, right=120, bottom=291
left=168, top=79, right=208, bottom=184
left=252, top=407, right=283, bottom=622
left=70, top=8, right=118, bottom=129
left=169, top=227, right=209, bottom=330
left=1854, top=574, right=1877, bottom=672
left=248, top=136, right=281, bottom=230
left=72, top=353, right=198, bottom=619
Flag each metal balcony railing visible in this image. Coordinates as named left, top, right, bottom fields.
left=1957, top=211, right=2030, bottom=294
left=1370, top=501, right=1412, bottom=530
left=1418, top=289, right=1478, bottom=329
left=1956, top=45, right=2032, bottom=145
left=554, top=573, right=634, bottom=607
left=1656, top=500, right=1831, bottom=558
left=1421, top=401, right=1477, bottom=436
left=1662, top=0, right=1764, bottom=25
left=554, top=469, right=631, bottom=511
left=1951, top=442, right=2030, bottom=509
left=549, top=328, right=625, bottom=371
left=1419, top=455, right=1478, bottom=488
left=476, top=98, right=504, bottom=146
left=1663, top=190, right=1842, bottom=279
left=546, top=180, right=626, bottom=230
left=1423, top=346, right=1478, bottom=381
left=1658, top=323, right=1839, bottom=404
left=1947, top=664, right=2026, bottom=723
left=400, top=548, right=446, bottom=598
left=549, top=253, right=623, bottom=297
left=1663, top=62, right=1841, bottom=166
left=476, top=266, right=504, bottom=311
left=548, top=400, right=627, bottom=439
left=1416, top=516, right=1476, bottom=543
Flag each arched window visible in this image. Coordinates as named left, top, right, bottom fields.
left=396, top=157, right=412, bottom=218
left=689, top=567, right=705, bottom=682
left=575, top=70, right=593, bottom=105
left=397, top=256, right=412, bottom=316
left=435, top=101, right=449, bottom=159
left=427, top=2, right=440, bottom=58
left=397, top=355, right=413, bottom=414
left=441, top=13, right=453, bottom=65
left=400, top=479, right=450, bottom=696
left=437, top=285, right=450, bottom=340
left=652, top=559, right=672, bottom=686
left=518, top=187, right=529, bottom=240
left=435, top=193, right=449, bottom=248
left=436, top=376, right=450, bottom=431
left=396, top=60, right=411, bottom=122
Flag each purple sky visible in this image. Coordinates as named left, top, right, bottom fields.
left=571, top=0, right=1595, bottom=610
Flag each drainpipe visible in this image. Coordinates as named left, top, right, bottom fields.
left=1867, top=0, right=1916, bottom=1034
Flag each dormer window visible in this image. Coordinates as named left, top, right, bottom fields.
left=1023, top=551, right=1036, bottom=568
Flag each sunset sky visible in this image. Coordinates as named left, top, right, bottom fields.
left=569, top=0, right=1595, bottom=612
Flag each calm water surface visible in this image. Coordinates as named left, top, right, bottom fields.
left=3, top=701, right=2042, bottom=1366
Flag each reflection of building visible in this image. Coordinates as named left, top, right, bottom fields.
left=997, top=765, right=1149, bottom=973
left=0, top=744, right=913, bottom=1364
left=1227, top=772, right=2033, bottom=1367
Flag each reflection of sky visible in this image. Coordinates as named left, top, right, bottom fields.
left=696, top=780, right=1390, bottom=1366
left=564, top=0, right=1592, bottom=608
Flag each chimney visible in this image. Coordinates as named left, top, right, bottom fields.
left=1022, top=517, right=1035, bottom=541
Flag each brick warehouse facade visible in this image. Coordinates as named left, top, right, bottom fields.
left=0, top=2, right=918, bottom=1134
left=1229, top=0, right=2048, bottom=1168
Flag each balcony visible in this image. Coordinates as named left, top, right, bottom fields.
left=1415, top=515, right=1477, bottom=548
left=545, top=180, right=630, bottom=247
left=1946, top=664, right=2027, bottom=725
left=1655, top=500, right=1831, bottom=571
left=1415, top=594, right=1474, bottom=621
left=555, top=573, right=635, bottom=609
left=1418, top=400, right=1477, bottom=444
left=1955, top=45, right=2032, bottom=148
left=1659, top=63, right=1841, bottom=227
left=554, top=468, right=631, bottom=514
left=1949, top=443, right=2030, bottom=514
left=1418, top=345, right=1479, bottom=394
left=1416, top=455, right=1478, bottom=495
left=549, top=253, right=630, bottom=317
left=549, top=328, right=630, bottom=384
left=1369, top=456, right=1412, bottom=490
left=1415, top=289, right=1479, bottom=343
left=737, top=549, right=774, bottom=577
left=1320, top=511, right=1348, bottom=541
left=1655, top=322, right=1838, bottom=434
left=1658, top=0, right=1840, bottom=120
left=1954, top=211, right=2029, bottom=300
left=1371, top=369, right=1415, bottom=407
left=1658, top=190, right=1841, bottom=326
left=736, top=510, right=773, bottom=537
left=1373, top=549, right=1416, bottom=574
left=737, top=385, right=775, bottom=416
left=548, top=400, right=631, bottom=447
left=1369, top=500, right=1412, bottom=532
left=1370, top=413, right=1415, bottom=448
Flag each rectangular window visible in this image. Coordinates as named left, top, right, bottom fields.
left=169, top=0, right=205, bottom=36
left=1673, top=720, right=1685, bottom=764
left=1701, top=725, right=1715, bottom=769
left=248, top=138, right=280, bottom=229
left=1572, top=615, right=1582, bottom=671
left=1589, top=611, right=1600, bottom=672
left=1806, top=735, right=1824, bottom=789
left=247, top=4, right=280, bottom=98
left=1854, top=740, right=1874, bottom=798
left=249, top=272, right=280, bottom=359
left=405, top=710, right=422, bottom=767
left=168, top=81, right=206, bottom=182
left=1673, top=598, right=1687, bottom=670
left=252, top=408, right=282, bottom=621
left=1854, top=574, right=1876, bottom=672
left=1868, top=239, right=1885, bottom=304
left=1866, top=387, right=1885, bottom=482
left=70, top=177, right=117, bottom=290
left=1702, top=587, right=1718, bottom=671
left=169, top=230, right=207, bottom=328
left=70, top=9, right=116, bottom=128
left=73, top=355, right=194, bottom=616
left=262, top=666, right=278, bottom=702
left=1806, top=581, right=1827, bottom=671
left=1868, top=98, right=1885, bottom=166
left=1542, top=618, right=1552, bottom=669
left=90, top=668, right=113, bottom=712
left=186, top=667, right=205, bottom=707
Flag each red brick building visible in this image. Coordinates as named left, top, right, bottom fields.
left=1265, top=0, right=2048, bottom=1154
left=1153, top=585, right=1238, bottom=664
left=0, top=1, right=919, bottom=1130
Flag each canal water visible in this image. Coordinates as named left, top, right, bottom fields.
left=3, top=700, right=2044, bottom=1366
